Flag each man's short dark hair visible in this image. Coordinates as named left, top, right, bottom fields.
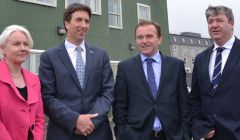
left=63, top=3, right=92, bottom=28
left=135, top=20, right=162, bottom=38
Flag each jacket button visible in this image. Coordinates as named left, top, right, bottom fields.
left=31, top=124, right=34, bottom=130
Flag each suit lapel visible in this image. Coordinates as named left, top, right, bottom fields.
left=156, top=54, right=165, bottom=100
left=83, top=43, right=95, bottom=92
left=134, top=55, right=155, bottom=101
left=57, top=44, right=82, bottom=91
left=202, top=47, right=213, bottom=93
left=218, top=38, right=240, bottom=90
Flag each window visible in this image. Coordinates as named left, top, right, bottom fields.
left=173, top=46, right=178, bottom=54
left=205, top=40, right=209, bottom=45
left=190, top=39, right=193, bottom=44
left=137, top=3, right=151, bottom=22
left=182, top=38, right=185, bottom=43
left=110, top=60, right=120, bottom=79
left=198, top=40, right=201, bottom=44
left=173, top=36, right=177, bottom=42
left=65, top=0, right=101, bottom=15
left=183, top=52, right=187, bottom=64
left=108, top=0, right=122, bottom=28
left=22, top=49, right=44, bottom=74
left=183, top=58, right=186, bottom=64
left=18, top=0, right=57, bottom=7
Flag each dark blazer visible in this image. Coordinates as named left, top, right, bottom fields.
left=190, top=37, right=240, bottom=140
left=113, top=52, right=190, bottom=140
left=38, top=42, right=114, bottom=140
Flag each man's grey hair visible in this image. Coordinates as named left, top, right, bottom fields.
left=205, top=5, right=234, bottom=22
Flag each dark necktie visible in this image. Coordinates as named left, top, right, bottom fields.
left=146, top=58, right=157, bottom=98
left=212, top=47, right=224, bottom=92
left=76, top=47, right=85, bottom=88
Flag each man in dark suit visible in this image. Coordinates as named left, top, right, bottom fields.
left=113, top=20, right=191, bottom=140
left=38, top=3, right=114, bottom=140
left=190, top=5, right=240, bottom=140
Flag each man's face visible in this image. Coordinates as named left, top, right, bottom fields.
left=207, top=13, right=234, bottom=46
left=135, top=24, right=162, bottom=57
left=65, top=10, right=90, bottom=45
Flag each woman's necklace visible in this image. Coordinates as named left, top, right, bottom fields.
left=10, top=73, right=22, bottom=79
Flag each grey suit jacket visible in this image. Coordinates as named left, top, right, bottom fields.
left=113, top=52, right=191, bottom=140
left=38, top=42, right=114, bottom=140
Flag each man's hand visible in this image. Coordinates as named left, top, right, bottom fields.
left=75, top=113, right=98, bottom=136
left=204, top=129, right=215, bottom=139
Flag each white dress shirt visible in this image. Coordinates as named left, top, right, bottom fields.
left=65, top=40, right=86, bottom=70
left=209, top=35, right=235, bottom=81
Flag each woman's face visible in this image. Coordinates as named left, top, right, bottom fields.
left=1, top=31, right=30, bottom=65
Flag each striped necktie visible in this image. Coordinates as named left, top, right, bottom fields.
left=76, top=46, right=85, bottom=88
left=212, top=47, right=224, bottom=92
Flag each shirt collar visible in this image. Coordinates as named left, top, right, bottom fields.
left=140, top=51, right=161, bottom=63
left=213, top=35, right=235, bottom=51
left=65, top=40, right=86, bottom=52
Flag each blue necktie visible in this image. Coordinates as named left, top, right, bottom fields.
left=76, top=47, right=85, bottom=88
left=146, top=58, right=157, bottom=99
left=146, top=58, right=161, bottom=131
left=212, top=47, right=224, bottom=92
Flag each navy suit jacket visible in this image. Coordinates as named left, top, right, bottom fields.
left=190, top=37, right=240, bottom=140
left=38, top=42, right=114, bottom=140
left=113, top=53, right=191, bottom=140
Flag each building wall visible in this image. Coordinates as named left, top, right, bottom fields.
left=170, top=44, right=207, bottom=73
left=169, top=33, right=213, bottom=74
left=0, top=0, right=65, bottom=49
left=108, top=0, right=170, bottom=60
left=0, top=0, right=170, bottom=61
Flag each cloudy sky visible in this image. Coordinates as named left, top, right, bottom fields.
left=167, top=0, right=240, bottom=38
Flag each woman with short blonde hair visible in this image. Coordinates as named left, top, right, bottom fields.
left=0, top=25, right=45, bottom=140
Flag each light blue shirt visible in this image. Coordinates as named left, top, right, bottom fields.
left=140, top=52, right=162, bottom=131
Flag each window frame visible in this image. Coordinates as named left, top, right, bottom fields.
left=65, top=0, right=102, bottom=15
left=190, top=39, right=193, bottom=44
left=198, top=40, right=201, bottom=44
left=182, top=38, right=185, bottom=43
left=18, top=0, right=57, bottom=7
left=173, top=36, right=177, bottom=42
left=205, top=40, right=209, bottom=45
left=108, top=0, right=122, bottom=29
left=137, top=3, right=151, bottom=22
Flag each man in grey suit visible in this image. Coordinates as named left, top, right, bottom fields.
left=38, top=3, right=114, bottom=140
left=113, top=20, right=190, bottom=140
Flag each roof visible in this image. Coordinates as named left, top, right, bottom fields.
left=170, top=33, right=213, bottom=47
